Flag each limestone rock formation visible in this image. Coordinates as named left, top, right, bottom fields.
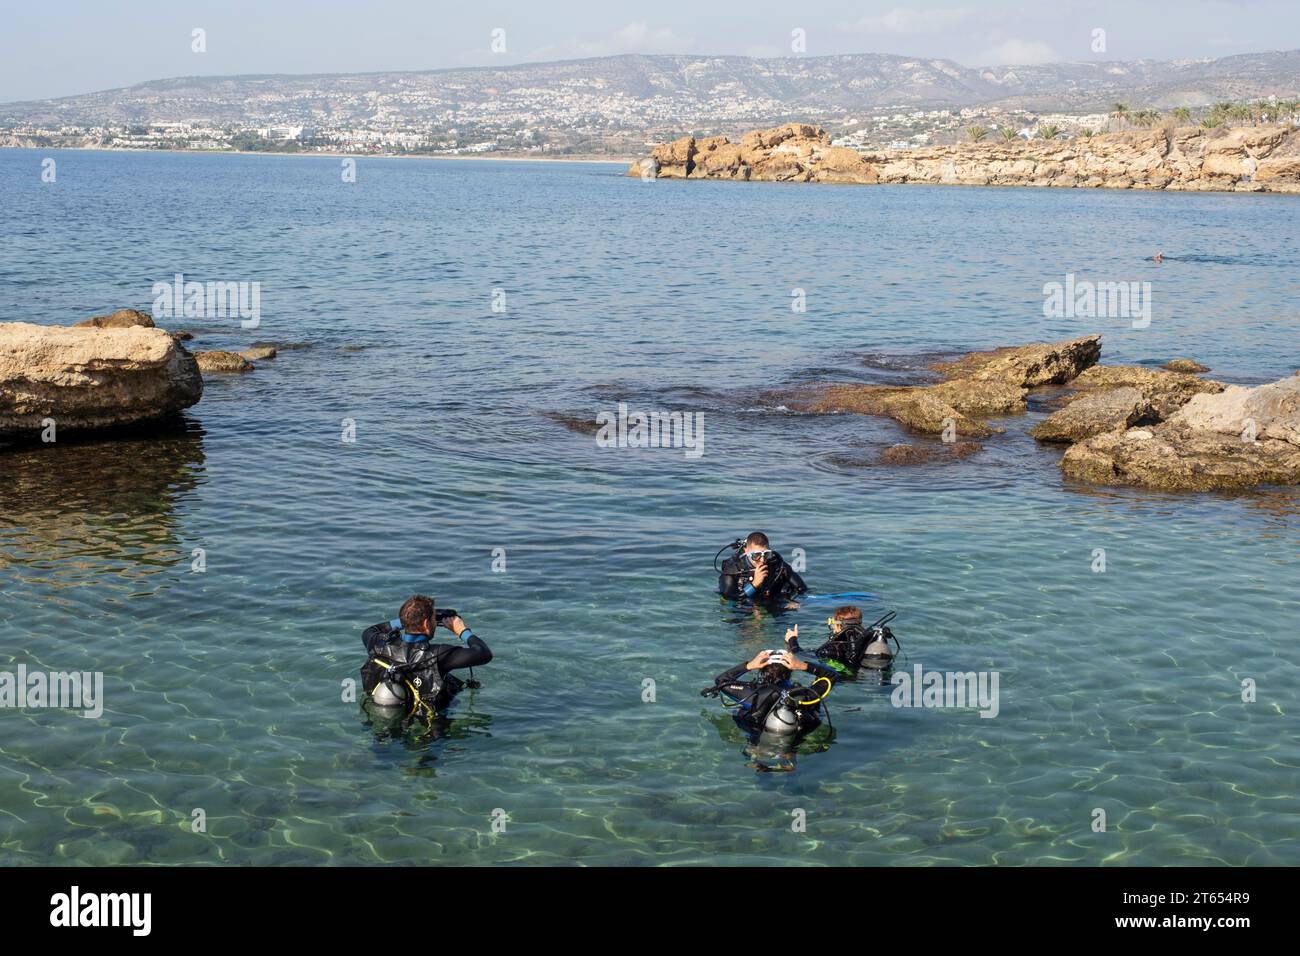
left=1030, top=386, right=1150, bottom=443
left=799, top=336, right=1100, bottom=437
left=0, top=322, right=202, bottom=437
left=629, top=123, right=878, bottom=184
left=74, top=308, right=155, bottom=329
left=632, top=124, right=1300, bottom=193
left=929, top=335, right=1101, bottom=387
left=1060, top=377, right=1300, bottom=490
left=1065, top=365, right=1223, bottom=419
left=194, top=350, right=253, bottom=373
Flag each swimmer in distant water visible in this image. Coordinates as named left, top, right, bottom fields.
left=1153, top=251, right=1164, bottom=263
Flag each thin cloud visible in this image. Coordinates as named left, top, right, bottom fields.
left=526, top=21, right=695, bottom=62
left=845, top=7, right=979, bottom=37
left=981, top=38, right=1061, bottom=65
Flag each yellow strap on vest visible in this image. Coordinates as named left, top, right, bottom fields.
left=370, top=658, right=431, bottom=717
left=799, top=676, right=832, bottom=704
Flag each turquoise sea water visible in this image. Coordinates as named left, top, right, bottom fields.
left=1, top=148, right=1297, bottom=866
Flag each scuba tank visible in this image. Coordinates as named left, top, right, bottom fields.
left=763, top=695, right=803, bottom=734
left=861, top=610, right=900, bottom=668
left=371, top=677, right=409, bottom=707
left=758, top=685, right=825, bottom=735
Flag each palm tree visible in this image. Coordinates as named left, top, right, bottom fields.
left=999, top=126, right=1020, bottom=141
left=1110, top=103, right=1130, bottom=132
left=1200, top=117, right=1221, bottom=129
left=1036, top=124, right=1062, bottom=140
left=1078, top=128, right=1096, bottom=138
left=1172, top=107, right=1192, bottom=126
left=967, top=125, right=989, bottom=143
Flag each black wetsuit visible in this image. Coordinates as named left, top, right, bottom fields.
left=360, top=619, right=492, bottom=713
left=789, top=624, right=871, bottom=681
left=711, top=658, right=837, bottom=735
left=717, top=552, right=808, bottom=604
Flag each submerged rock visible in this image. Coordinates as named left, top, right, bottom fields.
left=239, top=346, right=277, bottom=361
left=1031, top=387, right=1150, bottom=443
left=0, top=322, right=202, bottom=437
left=879, top=441, right=982, bottom=465
left=1164, top=358, right=1210, bottom=373
left=808, top=384, right=998, bottom=438
left=1060, top=376, right=1300, bottom=490
left=194, top=350, right=253, bottom=373
left=543, top=411, right=601, bottom=435
left=74, top=308, right=155, bottom=330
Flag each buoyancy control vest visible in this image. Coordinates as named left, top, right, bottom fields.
left=719, top=551, right=807, bottom=603
left=742, top=679, right=830, bottom=735
left=360, top=620, right=464, bottom=718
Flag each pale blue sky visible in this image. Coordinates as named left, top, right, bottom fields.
left=2, top=0, right=1296, bottom=102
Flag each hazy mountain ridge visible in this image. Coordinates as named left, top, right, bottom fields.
left=3, top=50, right=1299, bottom=129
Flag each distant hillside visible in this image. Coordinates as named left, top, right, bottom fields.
left=3, top=49, right=1299, bottom=130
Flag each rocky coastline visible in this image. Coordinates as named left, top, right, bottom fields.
left=630, top=122, right=1300, bottom=193
left=6, top=313, right=1298, bottom=492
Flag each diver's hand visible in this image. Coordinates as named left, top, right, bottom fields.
left=444, top=616, right=468, bottom=637
left=783, top=625, right=798, bottom=644
left=750, top=559, right=769, bottom=589
left=746, top=650, right=773, bottom=670
left=776, top=650, right=807, bottom=671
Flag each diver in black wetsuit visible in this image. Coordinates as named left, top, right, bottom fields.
left=360, top=594, right=493, bottom=719
left=786, top=606, right=898, bottom=681
left=717, top=532, right=808, bottom=605
left=703, top=637, right=837, bottom=737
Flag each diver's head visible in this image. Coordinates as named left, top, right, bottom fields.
left=399, top=594, right=436, bottom=637
left=743, top=531, right=775, bottom=568
left=760, top=661, right=792, bottom=684
left=827, top=605, right=863, bottom=636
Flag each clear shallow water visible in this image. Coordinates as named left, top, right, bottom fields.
left=1, top=148, right=1298, bottom=866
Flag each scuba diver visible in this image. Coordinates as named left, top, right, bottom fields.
left=786, top=606, right=900, bottom=681
left=715, top=532, right=808, bottom=605
left=360, top=595, right=493, bottom=723
left=701, top=634, right=837, bottom=738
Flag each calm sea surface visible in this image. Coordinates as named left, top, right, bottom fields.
left=1, top=148, right=1297, bottom=865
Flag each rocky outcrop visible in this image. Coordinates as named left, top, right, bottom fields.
left=797, top=336, right=1100, bottom=438
left=1060, top=377, right=1300, bottom=490
left=629, top=123, right=878, bottom=184
left=632, top=124, right=1300, bottom=193
left=1062, top=365, right=1224, bottom=419
left=1164, top=359, right=1210, bottom=373
left=0, top=322, right=202, bottom=437
left=1168, top=377, right=1300, bottom=444
left=239, top=346, right=277, bottom=361
left=194, top=350, right=253, bottom=373
left=74, top=308, right=155, bottom=329
left=929, top=335, right=1101, bottom=387
left=1030, top=386, right=1150, bottom=443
